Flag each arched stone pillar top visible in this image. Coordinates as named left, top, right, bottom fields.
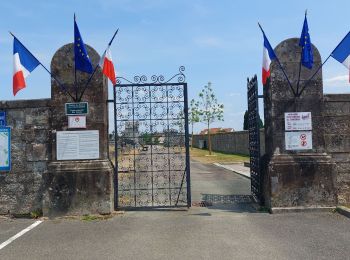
left=271, top=37, right=323, bottom=83
left=50, top=43, right=106, bottom=101
left=49, top=43, right=108, bottom=159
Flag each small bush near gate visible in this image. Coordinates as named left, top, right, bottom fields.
left=81, top=215, right=100, bottom=221
left=30, top=209, right=43, bottom=219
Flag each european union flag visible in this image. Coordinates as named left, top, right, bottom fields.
left=74, top=16, right=93, bottom=74
left=299, top=14, right=313, bottom=69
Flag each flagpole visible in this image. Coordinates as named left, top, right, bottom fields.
left=297, top=54, right=331, bottom=97
left=296, top=10, right=308, bottom=96
left=9, top=32, right=75, bottom=101
left=74, top=13, right=78, bottom=102
left=298, top=31, right=350, bottom=96
left=258, top=23, right=296, bottom=96
left=77, top=29, right=119, bottom=102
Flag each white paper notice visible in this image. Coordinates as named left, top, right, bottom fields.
left=285, top=131, right=312, bottom=150
left=285, top=112, right=312, bottom=131
left=57, top=130, right=99, bottom=160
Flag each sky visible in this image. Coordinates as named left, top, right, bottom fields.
left=1, top=0, right=350, bottom=133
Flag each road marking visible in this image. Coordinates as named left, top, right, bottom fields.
left=0, top=220, right=42, bottom=250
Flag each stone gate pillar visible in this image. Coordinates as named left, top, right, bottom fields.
left=263, top=38, right=337, bottom=211
left=43, top=43, right=114, bottom=216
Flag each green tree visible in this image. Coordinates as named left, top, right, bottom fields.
left=197, top=82, right=224, bottom=155
left=243, top=110, right=264, bottom=130
left=189, top=99, right=200, bottom=150
left=243, top=110, right=249, bottom=130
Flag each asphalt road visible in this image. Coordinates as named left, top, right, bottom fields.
left=0, top=161, right=349, bottom=260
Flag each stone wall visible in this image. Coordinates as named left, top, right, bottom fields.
left=0, top=43, right=113, bottom=217
left=0, top=99, right=51, bottom=215
left=192, top=130, right=265, bottom=156
left=324, top=94, right=350, bottom=205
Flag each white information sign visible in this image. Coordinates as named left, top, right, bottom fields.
left=68, top=115, right=86, bottom=129
left=285, top=112, right=312, bottom=131
left=285, top=131, right=312, bottom=150
left=57, top=130, right=99, bottom=160
left=0, top=128, right=11, bottom=171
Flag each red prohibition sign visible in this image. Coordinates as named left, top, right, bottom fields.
left=300, top=134, right=307, bottom=140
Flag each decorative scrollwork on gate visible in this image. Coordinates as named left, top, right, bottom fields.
left=116, top=66, right=186, bottom=85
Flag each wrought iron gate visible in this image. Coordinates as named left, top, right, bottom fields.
left=247, top=75, right=262, bottom=203
left=113, top=67, right=191, bottom=208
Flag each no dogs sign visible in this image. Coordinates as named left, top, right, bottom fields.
left=68, top=115, right=86, bottom=129
left=285, top=131, right=312, bottom=150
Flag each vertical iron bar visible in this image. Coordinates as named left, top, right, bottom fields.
left=254, top=78, right=261, bottom=202
left=132, top=85, right=137, bottom=207
left=183, top=83, right=191, bottom=207
left=166, top=85, right=172, bottom=205
left=148, top=85, right=154, bottom=206
left=113, top=85, right=118, bottom=209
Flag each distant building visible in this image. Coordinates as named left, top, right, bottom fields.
left=199, top=127, right=234, bottom=135
left=121, top=121, right=139, bottom=146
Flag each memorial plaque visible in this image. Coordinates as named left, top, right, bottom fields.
left=0, top=127, right=11, bottom=171
left=285, top=112, right=312, bottom=131
left=65, top=102, right=88, bottom=115
left=57, top=130, right=99, bottom=160
left=285, top=131, right=312, bottom=150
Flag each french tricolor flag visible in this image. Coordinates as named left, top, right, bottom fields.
left=262, top=33, right=277, bottom=85
left=13, top=38, right=40, bottom=96
left=331, top=31, right=350, bottom=83
left=99, top=46, right=116, bottom=85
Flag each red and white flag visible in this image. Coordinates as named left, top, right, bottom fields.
left=13, top=37, right=40, bottom=96
left=99, top=46, right=116, bottom=85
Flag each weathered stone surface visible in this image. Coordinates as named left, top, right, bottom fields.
left=323, top=94, right=350, bottom=205
left=263, top=38, right=337, bottom=208
left=44, top=160, right=114, bottom=216
left=0, top=100, right=51, bottom=215
left=50, top=43, right=109, bottom=161
left=43, top=43, right=113, bottom=216
left=0, top=43, right=114, bottom=216
left=266, top=154, right=336, bottom=207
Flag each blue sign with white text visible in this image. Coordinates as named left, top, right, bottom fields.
left=0, top=111, right=6, bottom=127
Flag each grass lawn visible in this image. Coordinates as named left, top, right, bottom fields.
left=190, top=147, right=249, bottom=164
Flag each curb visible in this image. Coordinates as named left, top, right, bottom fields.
left=270, top=206, right=336, bottom=214
left=212, top=163, right=251, bottom=179
left=336, top=206, right=350, bottom=218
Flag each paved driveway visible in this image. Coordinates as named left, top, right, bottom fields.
left=0, top=161, right=349, bottom=260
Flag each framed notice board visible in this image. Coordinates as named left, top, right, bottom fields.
left=0, top=127, right=11, bottom=171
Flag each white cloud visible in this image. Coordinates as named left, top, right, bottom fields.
left=324, top=74, right=349, bottom=87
